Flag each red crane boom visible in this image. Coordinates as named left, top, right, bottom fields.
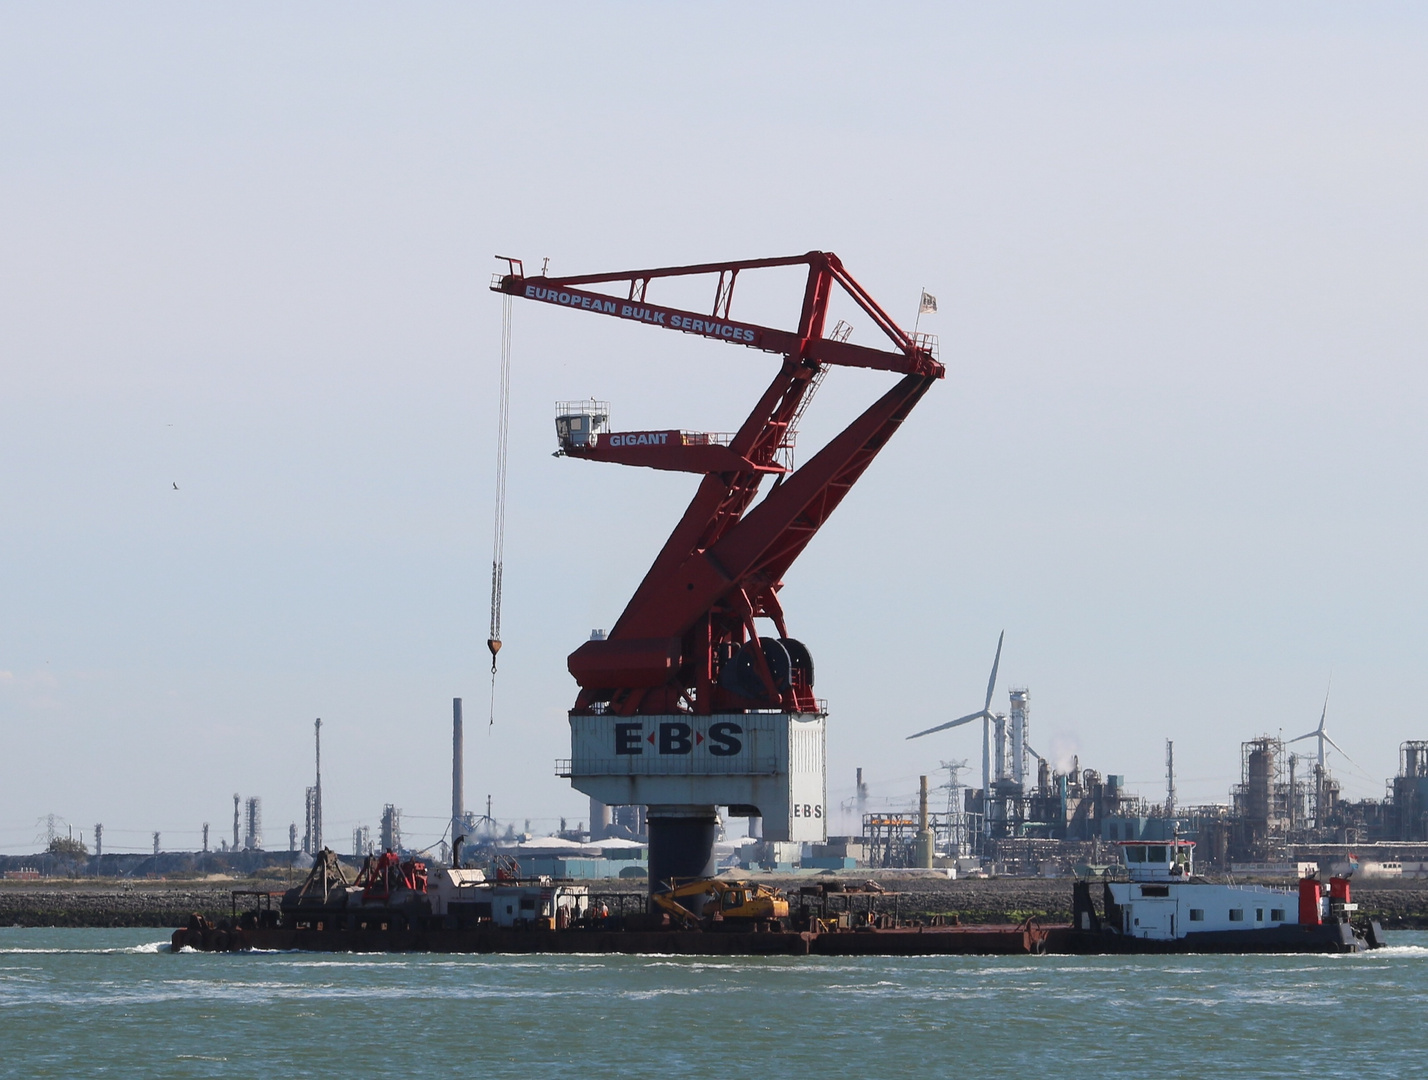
left=491, top=251, right=943, bottom=719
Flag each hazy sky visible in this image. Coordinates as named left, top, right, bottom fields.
left=3, top=5, right=1427, bottom=854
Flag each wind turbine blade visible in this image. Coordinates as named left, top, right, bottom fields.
left=1287, top=730, right=1319, bottom=744
left=1322, top=733, right=1348, bottom=758
left=906, top=711, right=988, bottom=740
left=983, top=630, right=1004, bottom=714
left=1318, top=676, right=1332, bottom=734
left=1320, top=731, right=1370, bottom=775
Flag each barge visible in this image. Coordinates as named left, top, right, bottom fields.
left=171, top=850, right=1052, bottom=956
left=171, top=845, right=1383, bottom=957
left=172, top=919, right=1052, bottom=957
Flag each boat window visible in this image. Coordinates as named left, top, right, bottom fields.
left=1189, top=909, right=1205, bottom=921
left=1228, top=908, right=1244, bottom=922
left=1147, top=845, right=1167, bottom=863
left=1271, top=909, right=1285, bottom=921
left=1126, top=846, right=1146, bottom=863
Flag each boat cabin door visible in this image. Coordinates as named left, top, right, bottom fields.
left=1127, top=902, right=1176, bottom=940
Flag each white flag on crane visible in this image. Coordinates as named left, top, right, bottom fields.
left=919, top=290, right=938, bottom=314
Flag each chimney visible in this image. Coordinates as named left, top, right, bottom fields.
left=312, top=719, right=323, bottom=852
left=452, top=698, right=465, bottom=860
left=915, top=775, right=934, bottom=869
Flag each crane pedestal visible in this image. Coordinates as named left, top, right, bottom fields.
left=564, top=709, right=828, bottom=901
left=646, top=805, right=719, bottom=901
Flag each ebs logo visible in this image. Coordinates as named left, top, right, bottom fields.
left=613, top=721, right=743, bottom=757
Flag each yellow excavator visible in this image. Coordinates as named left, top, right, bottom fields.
left=651, top=878, right=790, bottom=930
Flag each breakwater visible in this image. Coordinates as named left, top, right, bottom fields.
left=0, top=882, right=264, bottom=928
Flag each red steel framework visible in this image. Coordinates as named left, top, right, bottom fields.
left=491, top=252, right=944, bottom=719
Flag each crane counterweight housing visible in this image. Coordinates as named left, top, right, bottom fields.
left=494, top=251, right=943, bottom=886
left=564, top=711, right=827, bottom=843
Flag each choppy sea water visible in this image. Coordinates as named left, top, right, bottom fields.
left=2, top=928, right=1425, bottom=1079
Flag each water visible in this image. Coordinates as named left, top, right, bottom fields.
left=3, top=927, right=1425, bottom=1079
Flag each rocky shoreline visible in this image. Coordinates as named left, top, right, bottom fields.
left=5, top=876, right=1428, bottom=930
left=0, top=881, right=280, bottom=929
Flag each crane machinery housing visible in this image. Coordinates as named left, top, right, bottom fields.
left=491, top=251, right=944, bottom=897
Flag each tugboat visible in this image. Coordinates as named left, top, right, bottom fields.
left=1069, top=838, right=1384, bottom=953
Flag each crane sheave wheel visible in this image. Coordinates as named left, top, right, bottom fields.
left=779, top=638, right=814, bottom=688
left=718, top=638, right=792, bottom=703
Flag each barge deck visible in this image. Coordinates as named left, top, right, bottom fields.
left=173, top=919, right=1054, bottom=956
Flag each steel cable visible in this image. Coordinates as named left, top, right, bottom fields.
left=487, top=294, right=513, bottom=724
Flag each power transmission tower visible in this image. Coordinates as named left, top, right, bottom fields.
left=941, top=759, right=970, bottom=857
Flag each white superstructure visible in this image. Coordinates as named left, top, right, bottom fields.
left=425, top=868, right=591, bottom=928
left=1104, top=841, right=1319, bottom=941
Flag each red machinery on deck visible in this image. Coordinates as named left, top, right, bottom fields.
left=358, top=852, right=428, bottom=903
left=491, top=252, right=944, bottom=719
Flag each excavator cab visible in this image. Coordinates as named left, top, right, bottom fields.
left=721, top=888, right=747, bottom=911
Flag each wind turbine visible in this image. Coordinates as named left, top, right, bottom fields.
left=907, top=631, right=1005, bottom=835
left=1288, top=679, right=1346, bottom=771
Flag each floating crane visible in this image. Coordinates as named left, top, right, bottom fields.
left=490, top=251, right=943, bottom=888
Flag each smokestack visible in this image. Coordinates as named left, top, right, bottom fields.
left=312, top=718, right=323, bottom=852
left=233, top=794, right=240, bottom=850
left=915, top=774, right=934, bottom=869
left=452, top=698, right=465, bottom=859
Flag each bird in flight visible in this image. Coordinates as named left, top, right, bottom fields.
left=172, top=482, right=179, bottom=490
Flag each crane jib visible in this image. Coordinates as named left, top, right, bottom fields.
left=520, top=283, right=764, bottom=346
